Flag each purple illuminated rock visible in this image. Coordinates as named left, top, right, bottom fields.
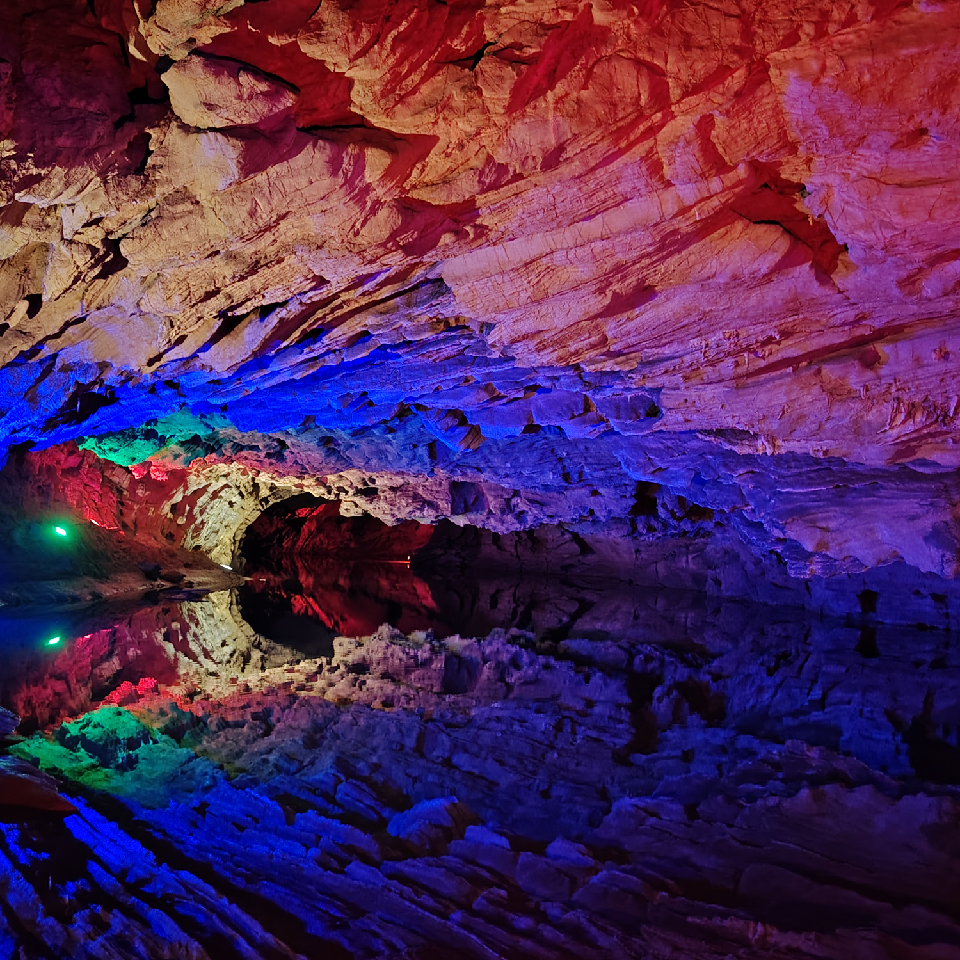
left=0, top=709, right=18, bottom=740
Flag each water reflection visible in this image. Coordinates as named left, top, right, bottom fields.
left=3, top=538, right=960, bottom=960
left=0, top=599, right=196, bottom=733
left=4, top=567, right=750, bottom=732
left=237, top=545, right=775, bottom=646
left=3, top=562, right=959, bottom=777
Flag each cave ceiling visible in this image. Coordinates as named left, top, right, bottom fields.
left=1, top=0, right=960, bottom=573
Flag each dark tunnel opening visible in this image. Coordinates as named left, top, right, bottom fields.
left=237, top=494, right=439, bottom=646
left=234, top=496, right=686, bottom=646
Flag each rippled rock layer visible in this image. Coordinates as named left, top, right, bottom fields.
left=1, top=0, right=960, bottom=574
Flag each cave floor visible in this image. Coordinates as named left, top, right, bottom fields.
left=1, top=576, right=959, bottom=960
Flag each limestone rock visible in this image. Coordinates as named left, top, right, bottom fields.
left=161, top=54, right=298, bottom=130
left=1, top=4, right=960, bottom=952
left=388, top=797, right=478, bottom=854
left=1, top=622, right=958, bottom=957
left=0, top=708, right=18, bottom=740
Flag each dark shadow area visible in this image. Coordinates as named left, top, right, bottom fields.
left=240, top=497, right=739, bottom=644
left=240, top=589, right=337, bottom=656
left=238, top=495, right=437, bottom=641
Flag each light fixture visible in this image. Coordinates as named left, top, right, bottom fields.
left=54, top=526, right=67, bottom=537
left=47, top=636, right=61, bottom=645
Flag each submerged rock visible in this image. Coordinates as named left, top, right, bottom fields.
left=2, top=623, right=960, bottom=957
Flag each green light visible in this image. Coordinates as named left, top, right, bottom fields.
left=47, top=636, right=61, bottom=646
left=54, top=526, right=67, bottom=537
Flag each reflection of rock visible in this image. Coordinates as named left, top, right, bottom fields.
left=0, top=590, right=315, bottom=731
left=7, top=549, right=960, bottom=790
left=0, top=599, right=203, bottom=732
left=239, top=497, right=442, bottom=638
left=6, top=624, right=960, bottom=957
left=239, top=562, right=443, bottom=641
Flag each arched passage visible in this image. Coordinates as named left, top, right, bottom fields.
left=237, top=494, right=439, bottom=642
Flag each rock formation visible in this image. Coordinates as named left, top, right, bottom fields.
left=1, top=0, right=960, bottom=575
left=0, top=707, right=77, bottom=814
left=2, top=0, right=960, bottom=956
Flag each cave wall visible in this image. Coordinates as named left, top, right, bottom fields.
left=9, top=436, right=960, bottom=636
left=1, top=0, right=959, bottom=579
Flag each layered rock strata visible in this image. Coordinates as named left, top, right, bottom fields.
left=1, top=0, right=959, bottom=576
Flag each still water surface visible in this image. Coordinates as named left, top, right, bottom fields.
left=2, top=559, right=958, bottom=787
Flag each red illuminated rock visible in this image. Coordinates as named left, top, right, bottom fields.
left=0, top=0, right=959, bottom=583
left=0, top=757, right=77, bottom=814
left=161, top=54, right=298, bottom=130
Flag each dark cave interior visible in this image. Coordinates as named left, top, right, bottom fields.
left=1, top=443, right=960, bottom=958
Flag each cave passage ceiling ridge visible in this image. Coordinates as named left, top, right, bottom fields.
left=2, top=0, right=960, bottom=574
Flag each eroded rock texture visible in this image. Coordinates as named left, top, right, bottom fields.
left=3, top=1, right=960, bottom=957
left=1, top=0, right=959, bottom=574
